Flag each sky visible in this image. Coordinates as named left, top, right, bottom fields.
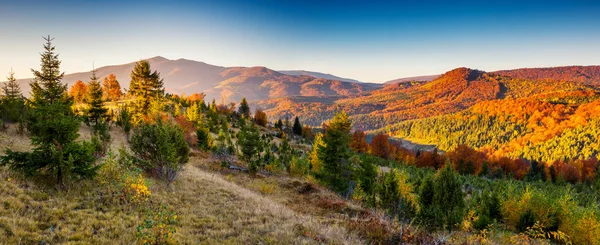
left=1, top=0, right=599, bottom=83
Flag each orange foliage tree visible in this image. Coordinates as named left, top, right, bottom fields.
left=350, top=130, right=370, bottom=153
left=253, top=109, right=268, bottom=127
left=102, top=74, right=122, bottom=101
left=371, top=133, right=391, bottom=159
left=69, top=80, right=87, bottom=103
left=187, top=93, right=205, bottom=103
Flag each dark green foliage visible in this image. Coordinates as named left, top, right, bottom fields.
left=516, top=209, right=536, bottom=233
left=480, top=161, right=489, bottom=177
left=237, top=120, right=263, bottom=171
left=1, top=70, right=25, bottom=123
left=317, top=111, right=354, bottom=196
left=128, top=60, right=164, bottom=122
left=473, top=191, right=502, bottom=230
left=274, top=119, right=283, bottom=130
left=90, top=121, right=111, bottom=157
left=278, top=134, right=293, bottom=170
left=196, top=126, right=212, bottom=151
left=417, top=176, right=436, bottom=224
left=292, top=116, right=302, bottom=136
left=2, top=36, right=97, bottom=187
left=84, top=69, right=108, bottom=127
left=378, top=170, right=401, bottom=216
left=284, top=117, right=291, bottom=134
left=526, top=160, right=545, bottom=182
left=130, top=120, right=190, bottom=184
left=419, top=164, right=465, bottom=230
left=238, top=97, right=250, bottom=119
left=116, top=107, right=132, bottom=135
left=356, top=156, right=377, bottom=206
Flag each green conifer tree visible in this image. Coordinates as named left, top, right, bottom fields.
left=2, top=36, right=97, bottom=187
left=127, top=60, right=164, bottom=122
left=317, top=111, right=354, bottom=196
left=293, top=116, right=302, bottom=136
left=85, top=68, right=108, bottom=127
left=238, top=97, right=250, bottom=119
left=237, top=120, right=263, bottom=170
left=432, top=164, right=465, bottom=230
left=1, top=70, right=25, bottom=123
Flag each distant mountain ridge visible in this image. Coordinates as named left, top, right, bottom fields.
left=277, top=70, right=363, bottom=84
left=384, top=74, right=439, bottom=84
left=7, top=56, right=380, bottom=102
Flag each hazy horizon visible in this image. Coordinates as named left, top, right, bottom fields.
left=1, top=0, right=600, bottom=83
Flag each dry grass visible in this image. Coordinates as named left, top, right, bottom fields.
left=0, top=124, right=365, bottom=244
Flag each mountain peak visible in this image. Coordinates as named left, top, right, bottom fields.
left=147, top=56, right=169, bottom=62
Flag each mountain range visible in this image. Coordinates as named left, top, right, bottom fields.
left=8, top=56, right=383, bottom=102
left=4, top=56, right=600, bottom=161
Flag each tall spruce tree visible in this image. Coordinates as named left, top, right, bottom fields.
left=431, top=164, right=465, bottom=230
left=237, top=119, right=263, bottom=171
left=128, top=60, right=164, bottom=122
left=238, top=97, right=250, bottom=119
left=1, top=70, right=25, bottom=123
left=85, top=68, right=108, bottom=127
left=317, top=111, right=354, bottom=196
left=1, top=36, right=97, bottom=187
left=3, top=70, right=22, bottom=100
left=292, top=116, right=302, bottom=136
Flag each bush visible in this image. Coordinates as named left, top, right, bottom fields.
left=289, top=157, right=310, bottom=177
left=97, top=151, right=151, bottom=205
left=196, top=127, right=212, bottom=151
left=136, top=204, right=177, bottom=245
left=516, top=209, right=536, bottom=233
left=116, top=107, right=132, bottom=136
left=91, top=121, right=111, bottom=157
left=130, top=121, right=190, bottom=185
left=417, top=164, right=465, bottom=230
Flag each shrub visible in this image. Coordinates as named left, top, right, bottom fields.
left=289, top=157, right=310, bottom=177
left=516, top=209, right=536, bottom=233
left=174, top=115, right=197, bottom=147
left=116, top=107, right=132, bottom=136
left=91, top=121, right=111, bottom=157
left=422, top=164, right=465, bottom=230
left=196, top=127, right=212, bottom=151
left=97, top=151, right=151, bottom=205
left=130, top=121, right=190, bottom=185
left=136, top=204, right=177, bottom=245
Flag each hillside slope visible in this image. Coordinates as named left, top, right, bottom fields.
left=0, top=126, right=365, bottom=244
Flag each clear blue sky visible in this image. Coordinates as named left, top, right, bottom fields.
left=1, top=0, right=599, bottom=83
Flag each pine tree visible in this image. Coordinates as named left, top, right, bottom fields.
left=292, top=116, right=302, bottom=136
left=2, top=36, right=97, bottom=187
left=278, top=133, right=293, bottom=170
left=2, top=69, right=22, bottom=100
left=284, top=117, right=291, bottom=134
left=317, top=111, right=354, bottom=196
left=127, top=60, right=164, bottom=122
left=238, top=97, right=250, bottom=119
left=431, top=164, right=465, bottom=230
left=101, top=73, right=121, bottom=101
left=309, top=132, right=325, bottom=173
left=85, top=68, right=108, bottom=127
left=1, top=70, right=25, bottom=123
left=274, top=119, right=283, bottom=130
left=357, top=157, right=377, bottom=206
left=237, top=119, right=263, bottom=169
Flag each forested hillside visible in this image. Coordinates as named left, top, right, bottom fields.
left=1, top=36, right=599, bottom=244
